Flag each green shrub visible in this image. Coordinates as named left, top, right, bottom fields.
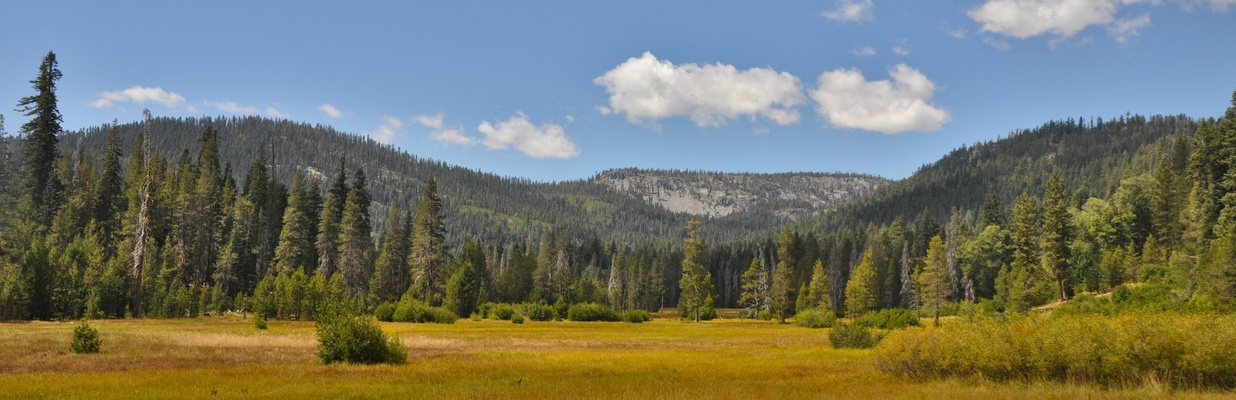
left=829, top=322, right=880, bottom=349
left=253, top=316, right=268, bottom=330
left=374, top=302, right=397, bottom=322
left=490, top=303, right=516, bottom=320
left=856, top=308, right=919, bottom=329
left=553, top=297, right=569, bottom=320
left=477, top=303, right=494, bottom=319
left=315, top=315, right=406, bottom=365
left=793, top=309, right=836, bottom=328
left=874, top=313, right=1236, bottom=389
left=525, top=303, right=556, bottom=321
left=567, top=303, right=620, bottom=322
left=699, top=306, right=717, bottom=321
left=422, top=307, right=458, bottom=324
left=622, top=309, right=652, bottom=323
left=469, top=312, right=482, bottom=321
left=70, top=320, right=101, bottom=354
left=391, top=297, right=458, bottom=323
left=511, top=313, right=524, bottom=324
left=757, top=310, right=775, bottom=321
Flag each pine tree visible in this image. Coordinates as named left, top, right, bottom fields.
left=844, top=248, right=878, bottom=318
left=369, top=205, right=410, bottom=303
left=315, top=191, right=342, bottom=278
left=807, top=258, right=831, bottom=312
left=338, top=185, right=374, bottom=297
left=1041, top=172, right=1072, bottom=302
left=273, top=172, right=314, bottom=275
left=770, top=227, right=797, bottom=323
left=95, top=125, right=125, bottom=246
left=918, top=235, right=949, bottom=325
left=408, top=176, right=448, bottom=305
left=739, top=257, right=768, bottom=317
left=678, top=220, right=713, bottom=322
left=445, top=259, right=480, bottom=318
left=17, top=51, right=64, bottom=226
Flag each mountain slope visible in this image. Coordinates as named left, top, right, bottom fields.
left=62, top=116, right=880, bottom=244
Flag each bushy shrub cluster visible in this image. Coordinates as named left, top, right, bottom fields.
left=524, top=303, right=556, bottom=321
left=829, top=322, right=881, bottom=349
left=374, top=302, right=396, bottom=322
left=316, top=314, right=406, bottom=365
left=389, top=297, right=457, bottom=324
left=487, top=303, right=516, bottom=320
left=622, top=309, right=652, bottom=323
left=567, top=303, right=620, bottom=322
left=511, top=313, right=524, bottom=324
left=793, top=309, right=836, bottom=328
left=253, top=316, right=268, bottom=330
left=856, top=308, right=919, bottom=329
left=874, top=313, right=1236, bottom=389
left=1054, top=283, right=1217, bottom=317
left=71, top=320, right=101, bottom=354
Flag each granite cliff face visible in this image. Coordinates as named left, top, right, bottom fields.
left=594, top=169, right=887, bottom=219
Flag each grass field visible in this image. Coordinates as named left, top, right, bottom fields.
left=0, top=315, right=1229, bottom=399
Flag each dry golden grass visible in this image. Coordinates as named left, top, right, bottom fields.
left=0, top=316, right=1230, bottom=399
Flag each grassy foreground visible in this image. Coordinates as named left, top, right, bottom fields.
left=0, top=316, right=1228, bottom=399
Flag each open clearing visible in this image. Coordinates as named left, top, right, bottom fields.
left=0, top=316, right=1227, bottom=399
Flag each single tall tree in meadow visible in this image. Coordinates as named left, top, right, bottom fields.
left=678, top=219, right=713, bottom=322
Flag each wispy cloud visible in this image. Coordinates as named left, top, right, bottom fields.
left=1108, top=13, right=1150, bottom=43
left=92, top=86, right=186, bottom=108
left=367, top=116, right=403, bottom=144
left=821, top=0, right=874, bottom=22
left=266, top=107, right=289, bottom=119
left=892, top=39, right=912, bottom=56
left=209, top=101, right=258, bottom=114
left=415, top=112, right=479, bottom=146
left=851, top=46, right=877, bottom=56
left=319, top=103, right=344, bottom=118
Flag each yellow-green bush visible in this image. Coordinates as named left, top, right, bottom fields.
left=874, top=313, right=1236, bottom=389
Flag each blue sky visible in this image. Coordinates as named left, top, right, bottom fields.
left=3, top=1, right=1235, bottom=182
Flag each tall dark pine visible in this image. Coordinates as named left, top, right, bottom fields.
left=17, top=51, right=63, bottom=226
left=95, top=126, right=125, bottom=245
left=1041, top=172, right=1071, bottom=302
left=408, top=176, right=449, bottom=305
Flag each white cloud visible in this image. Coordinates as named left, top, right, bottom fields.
left=266, top=107, right=289, bottom=119
left=1203, top=0, right=1236, bottom=11
left=476, top=113, right=579, bottom=159
left=594, top=52, right=805, bottom=128
left=430, top=128, right=478, bottom=146
left=892, top=39, right=912, bottom=56
left=595, top=105, right=612, bottom=115
left=414, top=112, right=445, bottom=129
left=810, top=64, right=949, bottom=134
left=821, top=0, right=874, bottom=22
left=851, top=46, right=877, bottom=56
left=319, top=103, right=344, bottom=118
left=92, top=86, right=186, bottom=108
left=415, top=112, right=479, bottom=146
left=367, top=116, right=403, bottom=144
left=944, top=25, right=969, bottom=38
left=983, top=36, right=1014, bottom=50
left=969, top=0, right=1119, bottom=39
left=1108, top=13, right=1150, bottom=43
left=210, top=101, right=258, bottom=114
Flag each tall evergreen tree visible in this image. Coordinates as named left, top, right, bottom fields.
left=369, top=205, right=410, bottom=303
left=17, top=51, right=64, bottom=226
left=807, top=259, right=831, bottom=312
left=338, top=185, right=374, bottom=297
left=770, top=227, right=798, bottom=323
left=678, top=219, right=713, bottom=322
left=445, top=259, right=481, bottom=318
left=95, top=125, right=125, bottom=246
left=844, top=248, right=878, bottom=318
left=408, top=176, right=448, bottom=305
left=739, top=257, right=769, bottom=317
left=918, top=235, right=949, bottom=325
left=316, top=190, right=342, bottom=278
left=273, top=172, right=314, bottom=275
left=1041, top=172, right=1072, bottom=302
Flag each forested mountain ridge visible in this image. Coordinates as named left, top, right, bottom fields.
left=812, top=114, right=1199, bottom=232
left=594, top=168, right=886, bottom=218
left=60, top=116, right=877, bottom=244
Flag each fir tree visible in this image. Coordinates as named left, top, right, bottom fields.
left=844, top=248, right=878, bottom=318
left=770, top=227, right=797, bottom=323
left=918, top=235, right=949, bottom=325
left=17, top=51, right=64, bottom=226
left=408, top=176, right=448, bottom=305
left=678, top=220, right=713, bottom=322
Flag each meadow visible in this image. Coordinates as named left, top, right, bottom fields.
left=0, top=314, right=1230, bottom=399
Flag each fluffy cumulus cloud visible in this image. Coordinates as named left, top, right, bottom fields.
left=969, top=0, right=1119, bottom=39
left=319, top=103, right=344, bottom=118
left=416, top=112, right=479, bottom=146
left=92, top=86, right=186, bottom=108
left=810, top=64, right=949, bottom=134
left=594, top=52, right=804, bottom=128
left=821, top=0, right=874, bottom=22
left=476, top=113, right=579, bottom=159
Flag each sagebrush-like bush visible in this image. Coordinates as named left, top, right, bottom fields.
left=374, top=302, right=396, bottom=322
left=567, top=303, right=620, bottom=322
left=71, top=320, right=101, bottom=354
left=316, top=314, right=406, bottom=365
left=622, top=309, right=652, bottom=323
left=525, top=303, right=556, bottom=321
left=874, top=313, right=1236, bottom=389
left=793, top=309, right=836, bottom=328
left=856, top=308, right=919, bottom=330
left=829, top=322, right=880, bottom=349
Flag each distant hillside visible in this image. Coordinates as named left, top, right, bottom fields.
left=61, top=116, right=879, bottom=244
left=595, top=169, right=885, bottom=218
left=812, top=114, right=1200, bottom=231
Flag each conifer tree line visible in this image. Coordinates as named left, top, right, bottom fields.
left=4, top=52, right=1236, bottom=322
